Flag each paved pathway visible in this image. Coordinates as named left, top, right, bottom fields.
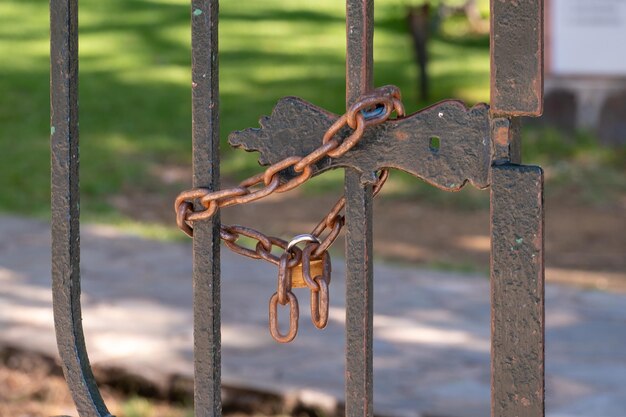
left=1, top=215, right=625, bottom=417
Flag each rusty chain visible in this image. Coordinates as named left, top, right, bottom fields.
left=175, top=85, right=404, bottom=343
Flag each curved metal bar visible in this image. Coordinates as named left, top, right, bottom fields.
left=51, top=0, right=111, bottom=415
left=52, top=274, right=112, bottom=417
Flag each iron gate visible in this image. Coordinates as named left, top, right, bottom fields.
left=50, top=0, right=544, bottom=416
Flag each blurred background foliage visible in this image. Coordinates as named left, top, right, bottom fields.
left=0, top=0, right=623, bottom=228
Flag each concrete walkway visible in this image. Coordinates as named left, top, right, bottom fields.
left=0, top=215, right=625, bottom=417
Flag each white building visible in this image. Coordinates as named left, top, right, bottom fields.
left=543, top=0, right=626, bottom=145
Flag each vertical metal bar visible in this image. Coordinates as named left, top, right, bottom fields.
left=490, top=0, right=544, bottom=116
left=191, top=1, right=221, bottom=416
left=50, top=0, right=111, bottom=415
left=344, top=171, right=374, bottom=417
left=490, top=2, right=545, bottom=412
left=490, top=164, right=545, bottom=417
left=345, top=2, right=374, bottom=417
left=346, top=0, right=374, bottom=106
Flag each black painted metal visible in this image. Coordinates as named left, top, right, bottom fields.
left=229, top=98, right=492, bottom=191
left=345, top=2, right=375, bottom=417
left=191, top=1, right=222, bottom=416
left=490, top=1, right=545, bottom=411
left=491, top=164, right=545, bottom=417
left=50, top=0, right=545, bottom=415
left=50, top=0, right=111, bottom=415
left=344, top=171, right=374, bottom=417
left=491, top=117, right=521, bottom=165
left=346, top=0, right=374, bottom=107
left=491, top=0, right=544, bottom=116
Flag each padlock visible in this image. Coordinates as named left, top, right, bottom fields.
left=291, top=259, right=324, bottom=288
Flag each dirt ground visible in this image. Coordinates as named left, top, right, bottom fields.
left=0, top=347, right=302, bottom=417
left=121, top=173, right=626, bottom=292
left=0, top=363, right=195, bottom=417
left=0, top=349, right=96, bottom=417
left=4, top=173, right=624, bottom=416
left=227, top=192, right=625, bottom=290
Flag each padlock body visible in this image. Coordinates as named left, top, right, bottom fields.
left=291, top=259, right=324, bottom=288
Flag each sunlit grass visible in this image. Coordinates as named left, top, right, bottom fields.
left=523, top=127, right=626, bottom=205
left=2, top=0, right=619, bottom=228
left=0, top=0, right=493, bottom=221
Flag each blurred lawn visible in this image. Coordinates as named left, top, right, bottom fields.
left=0, top=0, right=493, bottom=218
left=0, top=0, right=622, bottom=224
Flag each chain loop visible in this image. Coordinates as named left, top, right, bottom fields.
left=277, top=253, right=295, bottom=305
left=174, top=85, right=402, bottom=232
left=175, top=86, right=404, bottom=343
left=301, top=244, right=331, bottom=291
left=323, top=112, right=366, bottom=158
left=293, top=139, right=340, bottom=172
left=176, top=201, right=194, bottom=238
left=265, top=156, right=314, bottom=193
left=199, top=187, right=249, bottom=209
left=269, top=292, right=299, bottom=343
left=310, top=275, right=330, bottom=329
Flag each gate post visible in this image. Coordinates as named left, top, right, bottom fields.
left=49, top=0, right=547, bottom=415
left=490, top=1, right=545, bottom=416
left=345, top=2, right=375, bottom=417
left=490, top=164, right=544, bottom=417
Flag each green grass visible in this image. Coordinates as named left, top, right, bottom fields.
left=0, top=0, right=491, bottom=222
left=120, top=396, right=192, bottom=417
left=522, top=127, right=626, bottom=206
left=1, top=0, right=622, bottom=229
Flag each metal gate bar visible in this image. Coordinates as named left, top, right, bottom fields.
left=50, top=0, right=111, bottom=415
left=491, top=165, right=544, bottom=417
left=490, top=0, right=543, bottom=116
left=49, top=0, right=546, bottom=416
left=344, top=2, right=375, bottom=417
left=190, top=1, right=222, bottom=416
left=490, top=1, right=545, bottom=416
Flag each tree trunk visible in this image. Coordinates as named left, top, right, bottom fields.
left=406, top=4, right=431, bottom=102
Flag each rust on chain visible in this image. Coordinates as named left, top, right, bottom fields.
left=220, top=227, right=302, bottom=267
left=277, top=253, right=294, bottom=305
left=310, top=276, right=330, bottom=329
left=302, top=243, right=331, bottom=329
left=301, top=244, right=331, bottom=291
left=174, top=85, right=402, bottom=243
left=175, top=85, right=403, bottom=343
left=269, top=292, right=299, bottom=343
